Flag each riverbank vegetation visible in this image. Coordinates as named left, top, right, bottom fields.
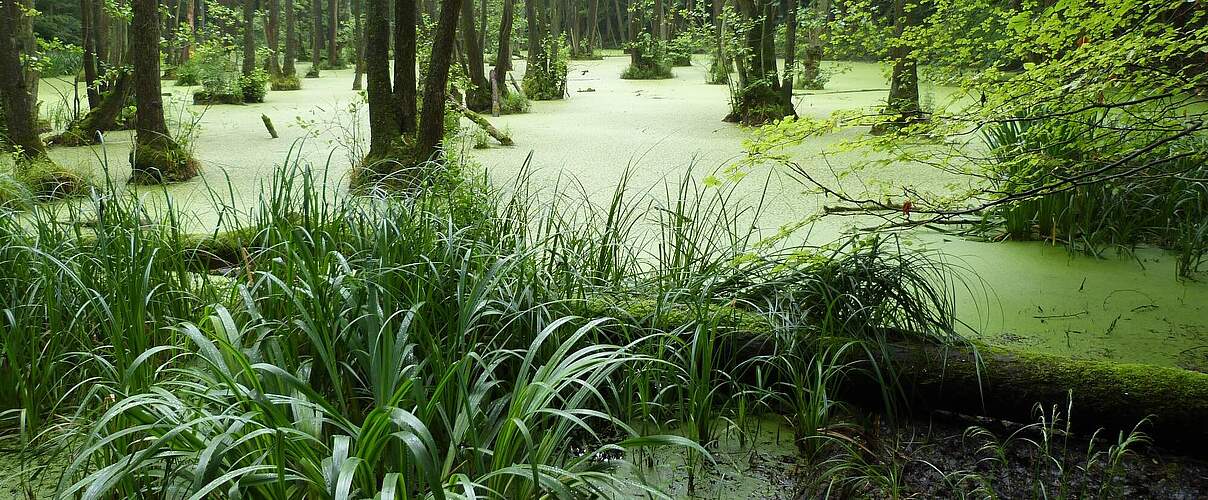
left=3, top=0, right=1208, bottom=496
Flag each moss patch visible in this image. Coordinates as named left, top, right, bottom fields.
left=129, top=140, right=201, bottom=185
left=271, top=75, right=302, bottom=91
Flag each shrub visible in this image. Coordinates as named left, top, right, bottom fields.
left=239, top=68, right=269, bottom=103
left=522, top=34, right=569, bottom=100
left=189, top=40, right=243, bottom=105
left=500, top=90, right=530, bottom=115
left=271, top=74, right=302, bottom=91
left=622, top=33, right=673, bottom=80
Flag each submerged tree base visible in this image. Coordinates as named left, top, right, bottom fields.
left=1, top=156, right=91, bottom=208
left=621, top=62, right=674, bottom=80
left=129, top=139, right=201, bottom=184
left=271, top=75, right=302, bottom=91
left=724, top=82, right=794, bottom=126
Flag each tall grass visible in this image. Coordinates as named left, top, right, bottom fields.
left=0, top=150, right=966, bottom=497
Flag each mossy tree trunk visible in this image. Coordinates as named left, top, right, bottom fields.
left=267, top=0, right=283, bottom=77
left=307, top=0, right=323, bottom=76
left=351, top=0, right=364, bottom=89
left=525, top=0, right=544, bottom=65
left=242, top=0, right=258, bottom=76
left=284, top=0, right=299, bottom=76
left=131, top=0, right=199, bottom=184
left=492, top=0, right=515, bottom=97
left=798, top=0, right=828, bottom=89
left=781, top=0, right=796, bottom=106
left=724, top=0, right=793, bottom=125
left=52, top=69, right=133, bottom=145
left=871, top=0, right=922, bottom=135
left=0, top=0, right=52, bottom=162
left=459, top=0, right=491, bottom=111
left=365, top=0, right=400, bottom=159
left=585, top=0, right=598, bottom=55
left=81, top=0, right=102, bottom=108
left=327, top=0, right=341, bottom=67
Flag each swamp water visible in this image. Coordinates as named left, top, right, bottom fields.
left=24, top=57, right=1208, bottom=371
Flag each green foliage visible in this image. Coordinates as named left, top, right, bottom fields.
left=622, top=33, right=673, bottom=80
left=499, top=89, right=530, bottom=115
left=522, top=33, right=569, bottom=100
left=33, top=38, right=82, bottom=77
left=239, top=68, right=270, bottom=103
left=188, top=40, right=243, bottom=104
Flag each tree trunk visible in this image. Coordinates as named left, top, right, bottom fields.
left=654, top=0, right=664, bottom=40
left=284, top=0, right=298, bottom=75
left=724, top=0, right=792, bottom=125
left=243, top=0, right=258, bottom=75
left=351, top=0, right=364, bottom=89
left=51, top=70, right=134, bottom=146
left=585, top=0, right=598, bottom=54
left=799, top=0, right=828, bottom=90
left=525, top=0, right=541, bottom=60
left=781, top=0, right=796, bottom=108
left=415, top=0, right=463, bottom=162
left=267, top=0, right=283, bottom=76
left=365, top=0, right=399, bottom=158
left=327, top=0, right=342, bottom=67
left=131, top=0, right=199, bottom=183
left=872, top=0, right=921, bottom=135
left=611, top=0, right=626, bottom=45
left=459, top=0, right=491, bottom=111
left=81, top=0, right=101, bottom=108
left=0, top=0, right=50, bottom=161
left=492, top=0, right=515, bottom=95
left=307, top=0, right=323, bottom=76
left=394, top=0, right=417, bottom=133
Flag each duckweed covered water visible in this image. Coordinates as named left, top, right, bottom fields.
left=24, top=58, right=1208, bottom=370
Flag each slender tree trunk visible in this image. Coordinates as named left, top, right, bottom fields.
left=781, top=0, right=796, bottom=107
left=95, top=0, right=110, bottom=64
left=267, top=0, right=283, bottom=76
left=182, top=0, right=194, bottom=63
left=460, top=0, right=490, bottom=111
left=525, top=0, right=541, bottom=60
left=131, top=0, right=198, bottom=182
left=654, top=0, right=664, bottom=40
left=394, top=0, right=417, bottom=133
left=478, top=0, right=486, bottom=51
left=352, top=0, right=363, bottom=88
left=585, top=0, right=598, bottom=54
left=243, top=0, right=258, bottom=75
left=308, top=0, right=323, bottom=75
left=284, top=0, right=298, bottom=75
left=0, top=0, right=51, bottom=161
left=493, top=0, right=515, bottom=93
left=81, top=0, right=101, bottom=108
left=328, top=0, right=341, bottom=66
left=611, top=0, right=626, bottom=45
left=416, top=0, right=463, bottom=161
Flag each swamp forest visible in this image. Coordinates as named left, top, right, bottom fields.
left=1, top=0, right=1207, bottom=497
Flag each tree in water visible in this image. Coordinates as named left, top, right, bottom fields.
left=130, top=0, right=200, bottom=184
left=266, top=0, right=283, bottom=77
left=358, top=0, right=462, bottom=187
left=327, top=0, right=342, bottom=67
left=871, top=0, right=922, bottom=135
left=351, top=0, right=364, bottom=89
left=0, top=0, right=84, bottom=199
left=621, top=0, right=671, bottom=79
left=797, top=0, right=829, bottom=90
left=306, top=0, right=323, bottom=77
left=724, top=0, right=794, bottom=125
left=460, top=0, right=491, bottom=111
left=279, top=0, right=302, bottom=87
left=490, top=0, right=516, bottom=112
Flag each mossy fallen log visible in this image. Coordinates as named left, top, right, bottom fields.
left=449, top=97, right=514, bottom=146
left=585, top=298, right=1208, bottom=453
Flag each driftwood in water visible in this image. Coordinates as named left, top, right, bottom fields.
left=449, top=97, right=513, bottom=146
left=261, top=114, right=279, bottom=138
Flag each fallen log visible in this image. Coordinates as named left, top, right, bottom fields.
left=585, top=298, right=1208, bottom=454
left=449, top=97, right=514, bottom=146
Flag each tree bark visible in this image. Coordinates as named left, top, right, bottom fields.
left=492, top=0, right=515, bottom=96
left=51, top=70, right=133, bottom=145
left=781, top=0, right=796, bottom=107
left=525, top=0, right=542, bottom=61
left=81, top=0, right=101, bottom=108
left=585, top=0, right=598, bottom=54
left=459, top=0, right=491, bottom=111
left=872, top=0, right=921, bottom=135
left=366, top=0, right=399, bottom=157
left=284, top=0, right=299, bottom=75
left=327, top=0, right=342, bottom=67
left=243, top=0, right=258, bottom=75
left=352, top=0, right=364, bottom=89
left=394, top=0, right=417, bottom=133
left=307, top=0, right=323, bottom=76
left=131, top=0, right=199, bottom=183
left=0, top=0, right=50, bottom=161
left=267, top=0, right=283, bottom=76
left=415, top=0, right=463, bottom=162
left=799, top=0, right=828, bottom=90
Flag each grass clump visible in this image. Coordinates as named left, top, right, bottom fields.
left=500, top=90, right=531, bottom=114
